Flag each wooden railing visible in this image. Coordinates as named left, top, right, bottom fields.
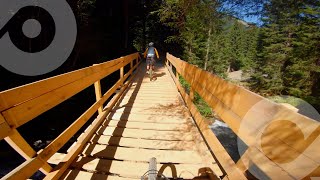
left=0, top=53, right=141, bottom=180
left=166, top=53, right=320, bottom=179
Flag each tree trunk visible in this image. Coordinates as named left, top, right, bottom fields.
left=204, top=28, right=211, bottom=71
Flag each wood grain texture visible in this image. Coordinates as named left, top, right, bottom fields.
left=167, top=53, right=320, bottom=179
left=1, top=53, right=140, bottom=180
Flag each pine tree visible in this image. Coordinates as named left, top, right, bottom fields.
left=254, top=0, right=320, bottom=107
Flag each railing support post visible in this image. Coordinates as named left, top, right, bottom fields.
left=94, top=80, right=103, bottom=114
left=120, top=57, right=125, bottom=86
left=120, top=67, right=124, bottom=84
left=92, top=64, right=103, bottom=115
left=176, top=71, right=179, bottom=81
left=130, top=60, right=133, bottom=74
left=190, top=87, right=195, bottom=101
left=5, top=129, right=52, bottom=174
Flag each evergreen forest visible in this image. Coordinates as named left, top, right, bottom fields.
left=131, top=0, right=320, bottom=110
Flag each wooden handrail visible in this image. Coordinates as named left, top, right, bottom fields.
left=166, top=53, right=320, bottom=179
left=0, top=53, right=141, bottom=180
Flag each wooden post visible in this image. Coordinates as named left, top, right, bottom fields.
left=190, top=87, right=195, bottom=101
left=120, top=57, right=125, bottom=85
left=92, top=64, right=103, bottom=114
left=5, top=129, right=52, bottom=174
left=176, top=71, right=179, bottom=81
left=0, top=114, right=11, bottom=140
left=236, top=148, right=251, bottom=175
left=120, top=67, right=124, bottom=84
left=130, top=60, right=133, bottom=74
left=94, top=80, right=103, bottom=114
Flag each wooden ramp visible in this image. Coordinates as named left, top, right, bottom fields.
left=60, top=63, right=223, bottom=179
left=2, top=52, right=318, bottom=180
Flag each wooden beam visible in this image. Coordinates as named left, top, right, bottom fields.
left=2, top=61, right=125, bottom=128
left=1, top=158, right=43, bottom=180
left=0, top=53, right=138, bottom=112
left=166, top=64, right=246, bottom=180
left=190, top=87, right=195, bottom=101
left=4, top=129, right=52, bottom=174
left=94, top=80, right=103, bottom=115
left=166, top=53, right=320, bottom=179
left=1, top=60, right=141, bottom=180
left=0, top=58, right=119, bottom=112
left=0, top=113, right=11, bottom=140
left=44, top=61, right=141, bottom=180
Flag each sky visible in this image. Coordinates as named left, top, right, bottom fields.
left=243, top=15, right=262, bottom=25
left=222, top=1, right=264, bottom=26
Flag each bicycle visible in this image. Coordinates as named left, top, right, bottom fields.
left=141, top=158, right=168, bottom=180
left=146, top=56, right=155, bottom=81
left=141, top=158, right=220, bottom=180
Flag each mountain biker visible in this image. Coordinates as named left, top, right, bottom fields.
left=143, top=42, right=159, bottom=73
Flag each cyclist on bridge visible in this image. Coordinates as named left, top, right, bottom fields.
left=143, top=42, right=159, bottom=73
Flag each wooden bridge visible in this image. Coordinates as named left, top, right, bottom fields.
left=0, top=53, right=319, bottom=179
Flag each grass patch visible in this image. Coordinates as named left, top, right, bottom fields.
left=179, top=76, right=212, bottom=118
left=268, top=96, right=305, bottom=107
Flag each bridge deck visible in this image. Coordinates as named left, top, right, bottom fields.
left=60, top=63, right=223, bottom=179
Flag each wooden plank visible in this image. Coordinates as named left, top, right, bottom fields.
left=0, top=113, right=11, bottom=140
left=4, top=129, right=52, bottom=174
left=166, top=60, right=247, bottom=180
left=123, top=93, right=178, bottom=98
left=1, top=158, right=43, bottom=180
left=81, top=144, right=203, bottom=164
left=0, top=52, right=138, bottom=126
left=111, top=106, right=189, bottom=115
left=44, top=62, right=141, bottom=180
left=47, top=153, right=66, bottom=165
left=106, top=112, right=189, bottom=124
left=120, top=66, right=124, bottom=85
left=37, top=68, right=133, bottom=161
left=94, top=80, right=103, bottom=115
left=119, top=97, right=181, bottom=104
left=3, top=60, right=141, bottom=180
left=0, top=56, right=125, bottom=112
left=2, top=60, right=125, bottom=128
left=96, top=126, right=196, bottom=141
left=89, top=134, right=195, bottom=150
left=167, top=53, right=320, bottom=179
left=114, top=102, right=181, bottom=108
left=102, top=119, right=191, bottom=131
left=61, top=170, right=138, bottom=180
left=69, top=157, right=222, bottom=179
left=244, top=147, right=295, bottom=179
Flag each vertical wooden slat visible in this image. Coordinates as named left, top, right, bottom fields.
left=4, top=129, right=52, bottom=174
left=0, top=114, right=11, bottom=140
left=44, top=61, right=141, bottom=180
left=190, top=87, right=195, bottom=101
left=236, top=148, right=251, bottom=176
left=120, top=58, right=124, bottom=85
left=94, top=80, right=103, bottom=115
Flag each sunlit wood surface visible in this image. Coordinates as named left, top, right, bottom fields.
left=60, top=63, right=223, bottom=179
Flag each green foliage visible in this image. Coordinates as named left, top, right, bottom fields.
left=131, top=0, right=320, bottom=110
left=178, top=76, right=212, bottom=118
left=77, top=0, right=96, bottom=25
left=268, top=96, right=305, bottom=107
left=178, top=75, right=190, bottom=92
left=194, top=92, right=213, bottom=118
left=252, top=0, right=320, bottom=108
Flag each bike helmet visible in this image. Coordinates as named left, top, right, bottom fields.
left=148, top=42, right=154, bottom=47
